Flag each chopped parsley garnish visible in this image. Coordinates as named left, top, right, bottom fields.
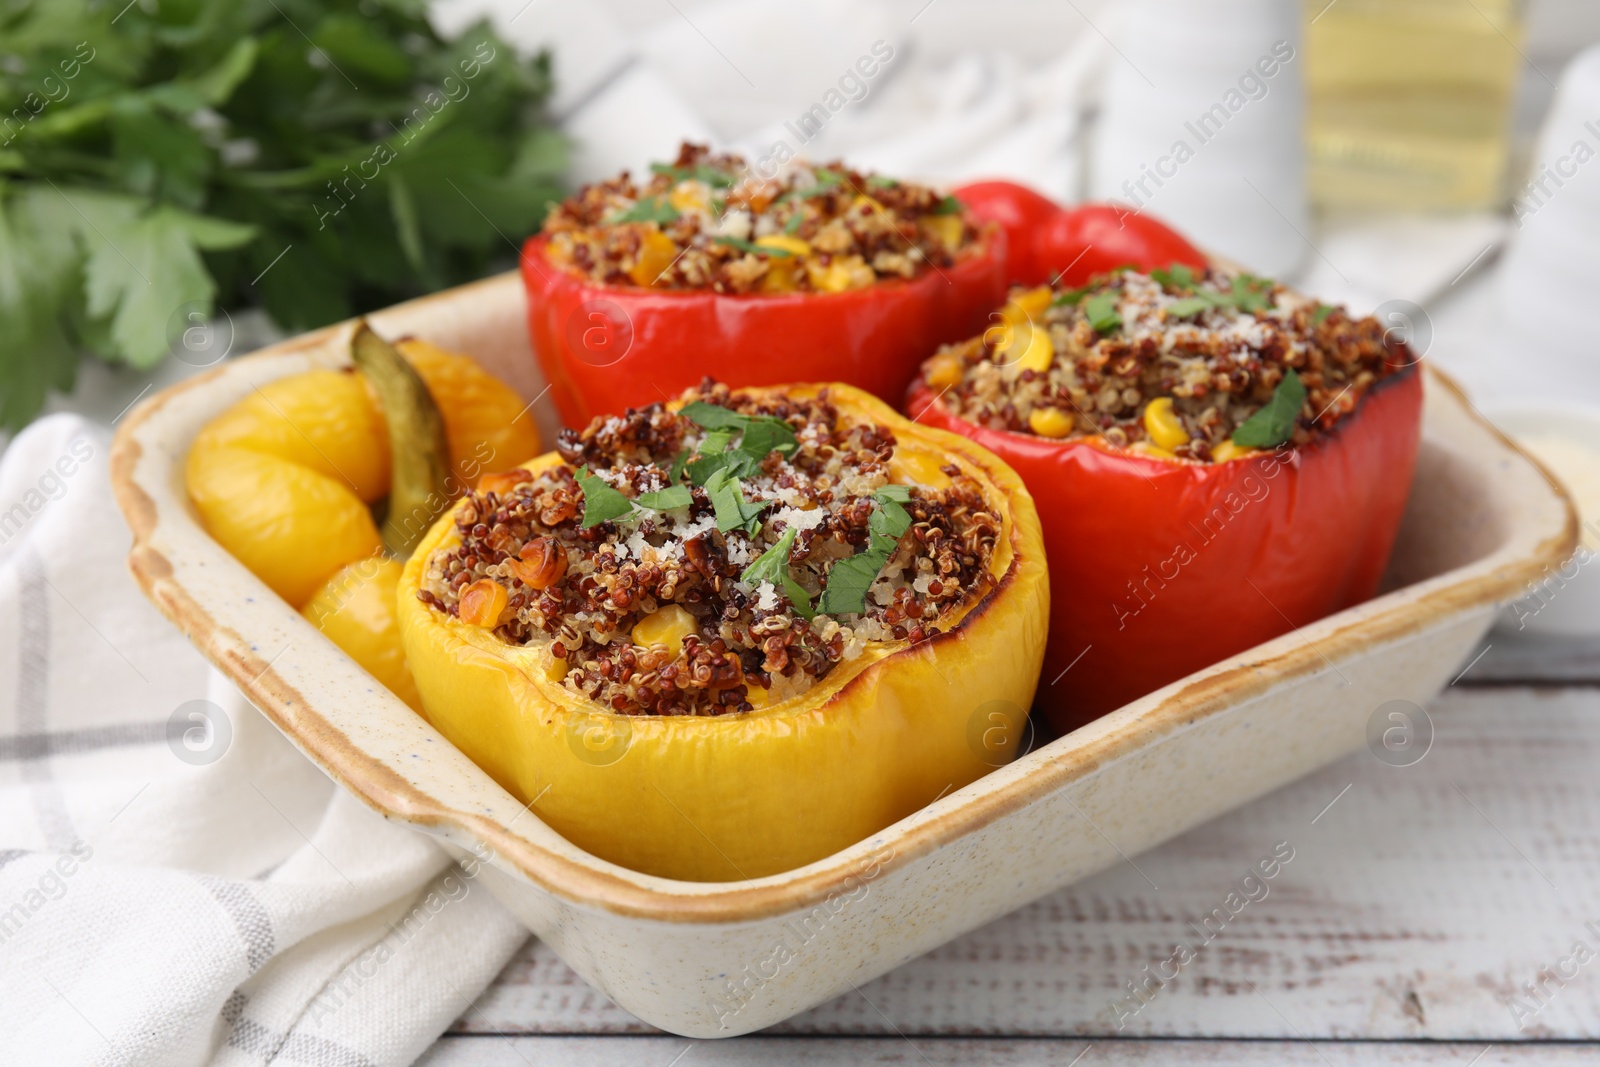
left=605, top=196, right=681, bottom=225
left=667, top=449, right=692, bottom=482
left=1052, top=285, right=1091, bottom=307
left=1165, top=296, right=1212, bottom=319
left=778, top=172, right=841, bottom=203
left=1230, top=274, right=1275, bottom=314
left=866, top=176, right=899, bottom=189
left=816, top=487, right=916, bottom=616
left=649, top=162, right=735, bottom=187
left=576, top=467, right=635, bottom=528
left=679, top=401, right=798, bottom=470
left=1232, top=369, right=1305, bottom=448
left=704, top=466, right=771, bottom=535
left=1083, top=293, right=1123, bottom=334
left=678, top=401, right=746, bottom=430
left=1311, top=303, right=1335, bottom=326
left=783, top=212, right=804, bottom=235
left=635, top=485, right=692, bottom=511
left=713, top=236, right=794, bottom=257
left=740, top=526, right=814, bottom=620
left=578, top=468, right=694, bottom=526
left=1151, top=263, right=1199, bottom=289
left=931, top=195, right=963, bottom=216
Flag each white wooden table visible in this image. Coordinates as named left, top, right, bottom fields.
left=418, top=634, right=1600, bottom=1065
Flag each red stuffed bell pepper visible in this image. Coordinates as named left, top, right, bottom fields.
left=522, top=143, right=1008, bottom=428
left=906, top=263, right=1423, bottom=731
left=953, top=180, right=1207, bottom=288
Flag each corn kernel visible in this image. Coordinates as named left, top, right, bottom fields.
left=1011, top=323, right=1054, bottom=373
left=923, top=214, right=964, bottom=252
left=924, top=352, right=965, bottom=391
left=1212, top=439, right=1254, bottom=463
left=808, top=255, right=875, bottom=292
left=1028, top=407, right=1074, bottom=438
left=631, top=604, right=698, bottom=656
left=851, top=194, right=884, bottom=215
left=628, top=230, right=680, bottom=287
left=744, top=683, right=770, bottom=709
left=459, top=579, right=508, bottom=628
left=756, top=234, right=811, bottom=257
left=544, top=655, right=570, bottom=683
left=1142, top=398, right=1191, bottom=451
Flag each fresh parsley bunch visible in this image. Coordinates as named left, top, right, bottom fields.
left=0, top=0, right=566, bottom=429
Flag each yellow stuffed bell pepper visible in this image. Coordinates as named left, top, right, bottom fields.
left=398, top=381, right=1049, bottom=881
left=186, top=324, right=540, bottom=708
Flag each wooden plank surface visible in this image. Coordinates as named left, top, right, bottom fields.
left=1463, top=633, right=1600, bottom=686
left=453, top=686, right=1600, bottom=1042
left=419, top=1036, right=1597, bottom=1065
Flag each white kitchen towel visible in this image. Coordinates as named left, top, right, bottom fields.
left=0, top=414, right=527, bottom=1067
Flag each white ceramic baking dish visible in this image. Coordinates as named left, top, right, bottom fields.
left=110, top=271, right=1576, bottom=1038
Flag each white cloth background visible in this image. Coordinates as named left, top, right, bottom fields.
left=0, top=415, right=526, bottom=1066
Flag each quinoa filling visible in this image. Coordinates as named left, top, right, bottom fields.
left=539, top=142, right=982, bottom=294
left=419, top=384, right=1000, bottom=716
left=923, top=264, right=1416, bottom=462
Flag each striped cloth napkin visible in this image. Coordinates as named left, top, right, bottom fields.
left=0, top=414, right=527, bottom=1066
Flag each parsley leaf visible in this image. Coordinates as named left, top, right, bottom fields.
left=816, top=487, right=916, bottom=616
left=1232, top=369, right=1306, bottom=448
left=667, top=448, right=692, bottom=482
left=636, top=485, right=692, bottom=511
left=866, top=176, right=899, bottom=189
left=817, top=551, right=885, bottom=617
left=738, top=417, right=798, bottom=460
left=650, top=162, right=734, bottom=187
left=0, top=7, right=566, bottom=429
left=687, top=448, right=757, bottom=485
left=740, top=526, right=815, bottom=620
left=1083, top=293, right=1123, bottom=333
left=874, top=484, right=913, bottom=503
left=1165, top=296, right=1212, bottom=319
left=575, top=466, right=634, bottom=528
left=606, top=196, right=680, bottom=225
left=1231, top=274, right=1275, bottom=314
left=931, top=195, right=963, bottom=215
left=1311, top=303, right=1335, bottom=326
left=679, top=401, right=797, bottom=478
left=713, top=236, right=793, bottom=257
left=704, top=466, right=771, bottom=535
left=679, top=401, right=746, bottom=430
left=1052, top=285, right=1091, bottom=307
left=1151, top=263, right=1199, bottom=289
left=783, top=212, right=804, bottom=235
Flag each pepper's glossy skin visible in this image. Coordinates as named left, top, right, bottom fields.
left=906, top=368, right=1424, bottom=732
left=951, top=181, right=1207, bottom=287
left=397, top=384, right=1050, bottom=882
left=520, top=234, right=1009, bottom=429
